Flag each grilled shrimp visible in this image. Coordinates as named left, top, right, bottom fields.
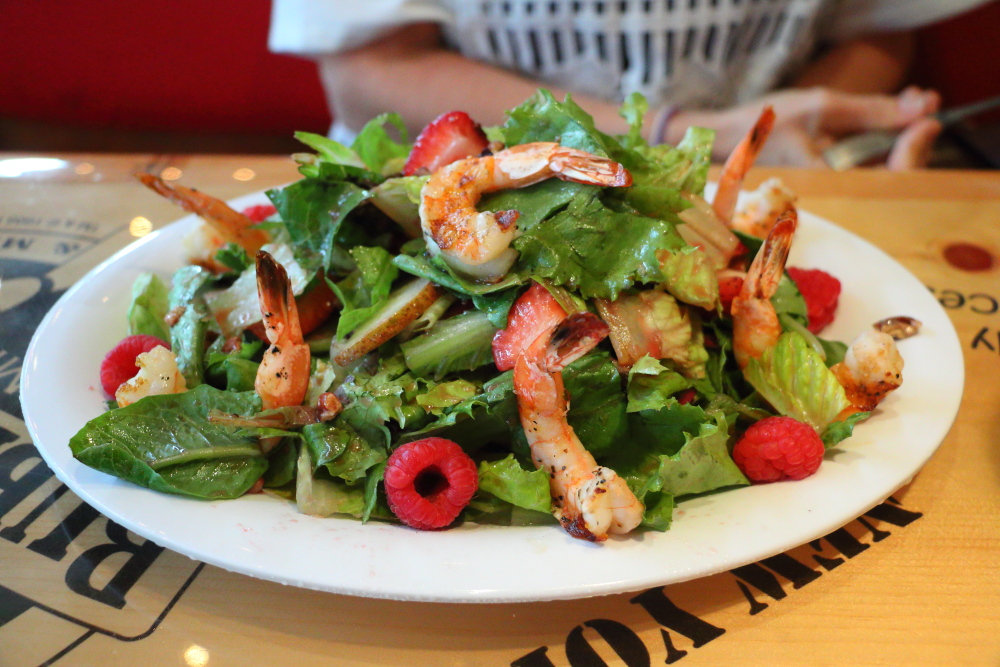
left=712, top=106, right=776, bottom=226
left=730, top=177, right=797, bottom=238
left=420, top=142, right=632, bottom=282
left=115, top=345, right=187, bottom=407
left=731, top=210, right=797, bottom=369
left=254, top=250, right=310, bottom=410
left=514, top=312, right=644, bottom=541
left=831, top=329, right=904, bottom=413
left=137, top=172, right=271, bottom=267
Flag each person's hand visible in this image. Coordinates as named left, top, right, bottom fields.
left=668, top=86, right=942, bottom=169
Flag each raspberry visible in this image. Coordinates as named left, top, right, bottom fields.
left=99, top=335, right=170, bottom=397
left=732, top=416, right=825, bottom=483
left=384, top=438, right=478, bottom=530
left=717, top=271, right=745, bottom=315
left=242, top=204, right=277, bottom=223
left=787, top=267, right=841, bottom=334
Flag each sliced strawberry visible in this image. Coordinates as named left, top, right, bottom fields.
left=100, top=334, right=170, bottom=397
left=403, top=111, right=489, bottom=176
left=492, top=282, right=568, bottom=371
left=242, top=204, right=277, bottom=223
left=717, top=269, right=746, bottom=315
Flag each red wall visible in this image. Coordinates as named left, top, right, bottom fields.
left=0, top=1, right=331, bottom=136
left=1, top=1, right=997, bottom=139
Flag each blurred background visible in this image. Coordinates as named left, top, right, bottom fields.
left=1, top=0, right=998, bottom=167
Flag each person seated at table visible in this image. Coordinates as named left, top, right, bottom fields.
left=269, top=0, right=991, bottom=169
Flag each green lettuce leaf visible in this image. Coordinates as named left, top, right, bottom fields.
left=562, top=350, right=628, bottom=457
left=337, top=346, right=430, bottom=429
left=351, top=112, right=410, bottom=175
left=657, top=245, right=719, bottom=310
left=635, top=126, right=715, bottom=197
left=295, top=442, right=366, bottom=518
left=266, top=178, right=370, bottom=275
left=214, top=243, right=251, bottom=273
left=415, top=379, right=480, bottom=414
left=294, top=131, right=367, bottom=170
left=822, top=411, right=870, bottom=448
left=772, top=275, right=809, bottom=327
left=617, top=92, right=649, bottom=150
left=501, top=89, right=615, bottom=156
left=479, top=179, right=593, bottom=233
left=393, top=250, right=527, bottom=297
left=400, top=311, right=499, bottom=380
left=513, top=191, right=686, bottom=300
left=331, top=245, right=399, bottom=339
left=69, top=385, right=268, bottom=499
left=262, top=439, right=297, bottom=488
left=477, top=454, right=552, bottom=514
left=370, top=175, right=427, bottom=237
left=650, top=411, right=748, bottom=497
left=744, top=332, right=852, bottom=432
left=302, top=418, right=387, bottom=483
left=607, top=405, right=747, bottom=527
left=127, top=272, right=170, bottom=340
left=641, top=492, right=675, bottom=531
left=626, top=355, right=691, bottom=413
left=204, top=335, right=263, bottom=392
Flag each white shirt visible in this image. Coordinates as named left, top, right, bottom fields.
left=270, top=0, right=988, bottom=111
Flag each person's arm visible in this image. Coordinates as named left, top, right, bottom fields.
left=792, top=32, right=916, bottom=94
left=663, top=31, right=940, bottom=169
left=319, top=22, right=632, bottom=138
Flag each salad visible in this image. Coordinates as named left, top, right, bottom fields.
left=69, top=90, right=908, bottom=542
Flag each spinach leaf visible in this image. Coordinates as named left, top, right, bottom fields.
left=266, top=179, right=370, bottom=275
left=69, top=385, right=269, bottom=499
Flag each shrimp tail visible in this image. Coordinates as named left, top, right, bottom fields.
left=550, top=149, right=633, bottom=187
left=256, top=250, right=302, bottom=344
left=137, top=172, right=270, bottom=254
left=713, top=106, right=776, bottom=224
left=539, top=312, right=610, bottom=372
left=254, top=250, right=310, bottom=411
left=732, top=209, right=796, bottom=369
left=747, top=208, right=796, bottom=298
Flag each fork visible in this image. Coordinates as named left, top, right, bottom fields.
left=822, top=93, right=1000, bottom=171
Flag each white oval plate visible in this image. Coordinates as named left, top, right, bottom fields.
left=21, top=191, right=963, bottom=603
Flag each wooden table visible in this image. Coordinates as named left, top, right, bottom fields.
left=1, top=154, right=998, bottom=667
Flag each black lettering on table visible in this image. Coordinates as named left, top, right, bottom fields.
left=928, top=287, right=1000, bottom=316
left=931, top=288, right=965, bottom=309
left=565, top=619, right=651, bottom=667
left=27, top=500, right=102, bottom=560
left=0, top=442, right=54, bottom=524
left=968, top=293, right=999, bottom=315
left=630, top=587, right=726, bottom=648
left=64, top=521, right=165, bottom=609
left=0, top=237, right=34, bottom=251
left=54, top=241, right=82, bottom=255
left=0, top=483, right=69, bottom=543
left=864, top=500, right=922, bottom=527
left=511, top=647, right=555, bottom=667
left=730, top=552, right=822, bottom=614
left=0, top=351, right=22, bottom=396
left=510, top=498, right=924, bottom=666
left=971, top=327, right=998, bottom=353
